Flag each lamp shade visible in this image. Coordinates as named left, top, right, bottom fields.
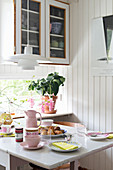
left=5, top=45, right=50, bottom=70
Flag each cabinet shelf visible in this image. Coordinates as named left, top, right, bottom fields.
left=50, top=34, right=64, bottom=38
left=22, top=44, right=39, bottom=48
left=50, top=15, right=64, bottom=20
left=22, top=29, right=39, bottom=34
left=50, top=47, right=64, bottom=50
left=22, top=8, right=39, bottom=15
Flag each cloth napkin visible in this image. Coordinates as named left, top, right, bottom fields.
left=0, top=133, right=15, bottom=137
left=52, top=142, right=78, bottom=150
left=107, top=134, right=113, bottom=139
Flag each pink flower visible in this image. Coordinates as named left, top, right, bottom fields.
left=28, top=98, right=35, bottom=108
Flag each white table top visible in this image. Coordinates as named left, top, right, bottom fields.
left=0, top=125, right=113, bottom=169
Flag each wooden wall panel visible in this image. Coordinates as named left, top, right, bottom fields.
left=71, top=0, right=78, bottom=117
left=107, top=0, right=112, bottom=15
left=72, top=0, right=113, bottom=169
left=77, top=0, right=83, bottom=121
left=100, top=0, right=107, bottom=16
left=82, top=0, right=89, bottom=127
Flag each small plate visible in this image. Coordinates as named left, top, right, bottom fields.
left=89, top=134, right=109, bottom=140
left=20, top=141, right=45, bottom=150
left=48, top=141, right=82, bottom=152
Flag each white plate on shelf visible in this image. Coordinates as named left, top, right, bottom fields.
left=89, top=134, right=109, bottom=140
left=48, top=141, right=82, bottom=152
left=20, top=141, right=45, bottom=150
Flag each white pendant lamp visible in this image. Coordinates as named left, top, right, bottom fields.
left=6, top=45, right=50, bottom=70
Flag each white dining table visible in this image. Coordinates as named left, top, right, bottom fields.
left=0, top=124, right=113, bottom=170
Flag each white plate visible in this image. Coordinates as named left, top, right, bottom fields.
left=41, top=129, right=67, bottom=138
left=20, top=141, right=45, bottom=150
left=89, top=134, right=109, bottom=140
left=48, top=141, right=82, bottom=152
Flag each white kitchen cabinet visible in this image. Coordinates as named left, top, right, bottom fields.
left=46, top=0, right=69, bottom=64
left=15, top=0, right=45, bottom=58
left=15, top=0, right=69, bottom=64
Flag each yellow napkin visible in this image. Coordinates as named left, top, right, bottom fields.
left=0, top=133, right=15, bottom=137
left=52, top=142, right=78, bottom=150
left=107, top=134, right=113, bottom=139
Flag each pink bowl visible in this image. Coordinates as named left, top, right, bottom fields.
left=25, top=135, right=40, bottom=147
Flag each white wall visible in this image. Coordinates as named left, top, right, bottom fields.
left=71, top=0, right=113, bottom=169
left=0, top=0, right=14, bottom=61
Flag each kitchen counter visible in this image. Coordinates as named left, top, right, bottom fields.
left=12, top=112, right=73, bottom=119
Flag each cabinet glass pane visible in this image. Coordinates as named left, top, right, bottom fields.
left=29, top=0, right=39, bottom=12
left=22, top=31, right=27, bottom=44
left=21, top=0, right=41, bottom=55
left=29, top=13, right=39, bottom=31
left=50, top=37, right=64, bottom=48
left=33, top=47, right=39, bottom=55
left=50, top=6, right=64, bottom=18
left=50, top=49, right=64, bottom=58
left=50, top=6, right=65, bottom=58
left=22, top=11, right=27, bottom=29
left=21, top=46, right=26, bottom=54
left=29, top=32, right=39, bottom=46
left=22, top=0, right=27, bottom=9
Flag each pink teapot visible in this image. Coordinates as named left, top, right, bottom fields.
left=25, top=110, right=42, bottom=128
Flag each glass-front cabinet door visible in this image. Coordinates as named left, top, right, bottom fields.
left=15, top=0, right=45, bottom=57
left=46, top=0, right=69, bottom=64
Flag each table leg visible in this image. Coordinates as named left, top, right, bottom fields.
left=70, top=160, right=78, bottom=170
left=10, top=155, right=28, bottom=170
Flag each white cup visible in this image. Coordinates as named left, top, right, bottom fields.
left=1, top=125, right=11, bottom=133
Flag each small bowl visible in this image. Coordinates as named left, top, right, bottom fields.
left=25, top=135, right=40, bottom=147
left=41, top=119, right=53, bottom=126
left=51, top=22, right=62, bottom=34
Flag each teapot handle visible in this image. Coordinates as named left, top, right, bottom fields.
left=36, top=112, right=42, bottom=127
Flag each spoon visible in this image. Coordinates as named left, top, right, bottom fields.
left=90, top=134, right=97, bottom=137
left=65, top=134, right=71, bottom=141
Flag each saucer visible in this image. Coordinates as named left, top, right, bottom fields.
left=20, top=141, right=45, bottom=150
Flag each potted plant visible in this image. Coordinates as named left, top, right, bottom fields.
left=28, top=72, right=65, bottom=114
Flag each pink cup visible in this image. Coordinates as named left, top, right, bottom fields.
left=41, top=119, right=53, bottom=126
left=25, top=135, right=40, bottom=147
left=1, top=125, right=11, bottom=133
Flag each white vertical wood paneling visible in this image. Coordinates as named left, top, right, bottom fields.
left=100, top=77, right=106, bottom=132
left=94, top=0, right=101, bottom=18
left=72, top=0, right=113, bottom=169
left=67, top=66, right=72, bottom=112
left=94, top=77, right=100, bottom=131
left=99, top=77, right=106, bottom=170
left=82, top=0, right=89, bottom=127
left=107, top=0, right=112, bottom=15
left=105, top=77, right=112, bottom=170
left=72, top=0, right=78, bottom=117
left=88, top=0, right=94, bottom=131
left=100, top=0, right=107, bottom=16
left=77, top=0, right=83, bottom=121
